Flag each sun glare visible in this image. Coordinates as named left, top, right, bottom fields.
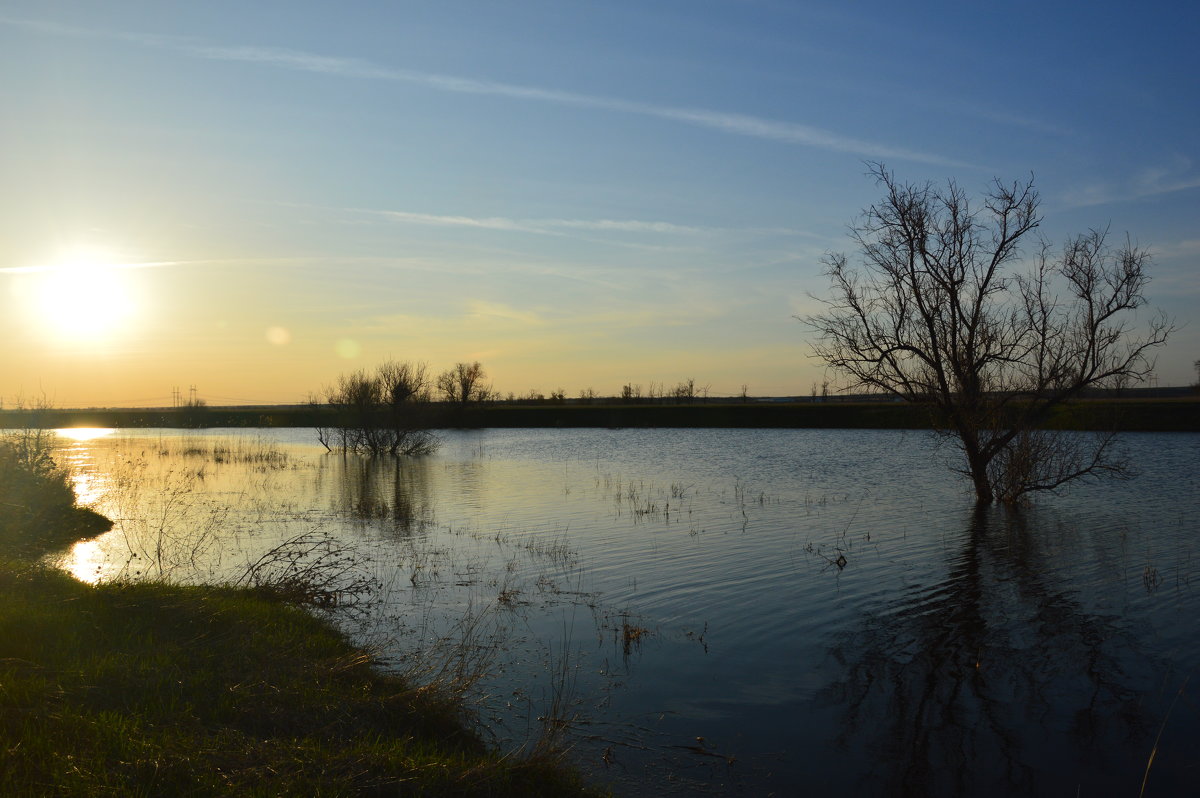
left=30, top=254, right=140, bottom=343
left=56, top=427, right=116, bottom=442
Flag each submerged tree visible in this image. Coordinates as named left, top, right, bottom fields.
left=314, top=360, right=438, bottom=456
left=805, top=164, right=1172, bottom=504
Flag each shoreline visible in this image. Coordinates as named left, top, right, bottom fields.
left=2, top=396, right=1197, bottom=432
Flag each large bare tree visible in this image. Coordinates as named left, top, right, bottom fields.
left=805, top=164, right=1172, bottom=504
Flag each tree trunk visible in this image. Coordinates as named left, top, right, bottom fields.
left=963, top=441, right=995, bottom=505
left=970, top=467, right=994, bottom=505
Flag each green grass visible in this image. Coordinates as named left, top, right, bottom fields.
left=0, top=560, right=597, bottom=796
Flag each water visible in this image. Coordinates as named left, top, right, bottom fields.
left=50, top=427, right=1200, bottom=796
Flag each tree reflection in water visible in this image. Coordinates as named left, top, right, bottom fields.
left=818, top=506, right=1188, bottom=797
left=321, top=454, right=435, bottom=536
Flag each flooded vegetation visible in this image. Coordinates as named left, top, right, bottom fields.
left=48, top=427, right=1200, bottom=796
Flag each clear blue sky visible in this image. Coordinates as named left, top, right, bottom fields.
left=2, top=1, right=1197, bottom=406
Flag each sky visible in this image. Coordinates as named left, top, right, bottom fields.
left=2, top=1, right=1198, bottom=407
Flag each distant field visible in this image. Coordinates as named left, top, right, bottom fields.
left=3, top=396, right=1197, bottom=432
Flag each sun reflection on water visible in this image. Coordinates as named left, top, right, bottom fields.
left=61, top=539, right=116, bottom=585
left=56, top=427, right=116, bottom=442
left=55, top=429, right=116, bottom=506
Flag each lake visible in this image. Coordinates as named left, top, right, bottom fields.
left=50, top=426, right=1200, bottom=796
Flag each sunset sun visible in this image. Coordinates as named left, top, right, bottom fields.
left=30, top=255, right=141, bottom=343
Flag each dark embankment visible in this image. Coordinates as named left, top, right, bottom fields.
left=0, top=436, right=598, bottom=797
left=4, top=395, right=1197, bottom=432
left=452, top=398, right=1200, bottom=431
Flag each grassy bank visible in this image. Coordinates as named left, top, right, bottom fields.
left=0, top=564, right=593, bottom=797
left=0, top=436, right=598, bottom=797
left=2, top=395, right=1198, bottom=432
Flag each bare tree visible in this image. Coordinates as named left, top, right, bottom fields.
left=671, top=378, right=697, bottom=403
left=315, top=360, right=438, bottom=456
left=804, top=164, right=1172, bottom=504
left=378, top=360, right=430, bottom=406
left=436, top=361, right=492, bottom=405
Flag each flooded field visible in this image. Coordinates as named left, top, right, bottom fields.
left=49, top=427, right=1200, bottom=796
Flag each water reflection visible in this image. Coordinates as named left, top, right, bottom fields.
left=319, top=454, right=435, bottom=535
left=819, top=506, right=1179, bottom=797
left=55, top=431, right=113, bottom=507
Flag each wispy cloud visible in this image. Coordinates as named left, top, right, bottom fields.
left=541, top=218, right=703, bottom=234
left=371, top=209, right=703, bottom=237
left=1148, top=238, right=1200, bottom=294
left=1132, top=160, right=1200, bottom=197
left=465, top=300, right=547, bottom=328
left=190, top=46, right=972, bottom=167
left=889, top=89, right=1072, bottom=139
left=357, top=206, right=831, bottom=256
left=1151, top=238, right=1200, bottom=260
left=376, top=211, right=545, bottom=234
left=958, top=103, right=1071, bottom=138
left=358, top=295, right=732, bottom=341
left=1, top=17, right=972, bottom=168
left=1057, top=157, right=1200, bottom=210
left=0, top=260, right=193, bottom=275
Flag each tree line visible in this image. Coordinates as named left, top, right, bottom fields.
left=311, top=362, right=755, bottom=456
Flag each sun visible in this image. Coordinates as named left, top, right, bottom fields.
left=29, top=253, right=141, bottom=343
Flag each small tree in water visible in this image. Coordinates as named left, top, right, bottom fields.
left=804, top=164, right=1172, bottom=504
left=313, top=360, right=438, bottom=456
